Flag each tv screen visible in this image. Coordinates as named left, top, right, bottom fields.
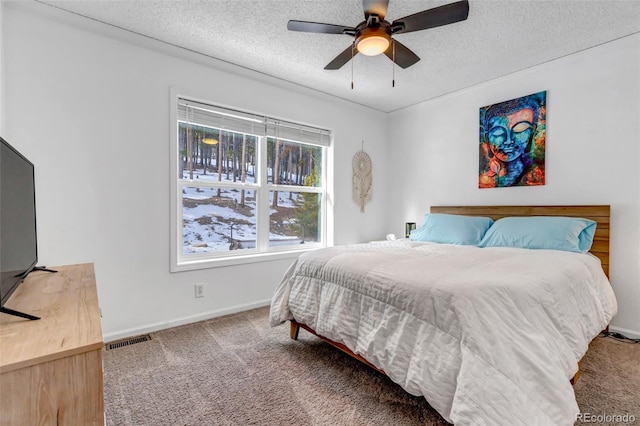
left=0, top=136, right=38, bottom=311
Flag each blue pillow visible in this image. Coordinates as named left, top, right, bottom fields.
left=409, top=214, right=494, bottom=246
left=479, top=216, right=597, bottom=253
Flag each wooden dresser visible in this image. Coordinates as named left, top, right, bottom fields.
left=0, top=263, right=104, bottom=425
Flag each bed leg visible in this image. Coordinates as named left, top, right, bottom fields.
left=290, top=321, right=300, bottom=340
left=571, top=361, right=582, bottom=385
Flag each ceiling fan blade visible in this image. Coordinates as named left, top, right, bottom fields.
left=384, top=40, right=420, bottom=69
left=392, top=0, right=469, bottom=35
left=287, top=20, right=356, bottom=35
left=363, top=0, right=389, bottom=20
left=324, top=45, right=358, bottom=70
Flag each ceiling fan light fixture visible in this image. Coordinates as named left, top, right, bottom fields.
left=288, top=0, right=469, bottom=70
left=355, top=28, right=390, bottom=56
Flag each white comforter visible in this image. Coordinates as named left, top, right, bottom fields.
left=270, top=240, right=618, bottom=426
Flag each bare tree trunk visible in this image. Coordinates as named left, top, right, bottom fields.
left=297, top=145, right=303, bottom=185
left=232, top=134, right=237, bottom=182
left=225, top=133, right=236, bottom=180
left=272, top=138, right=281, bottom=208
left=187, top=124, right=193, bottom=180
left=217, top=131, right=223, bottom=197
left=287, top=148, right=293, bottom=185
left=240, top=134, right=247, bottom=206
left=179, top=127, right=186, bottom=179
left=196, top=133, right=201, bottom=170
left=210, top=134, right=216, bottom=172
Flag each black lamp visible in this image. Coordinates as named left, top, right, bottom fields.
left=405, top=222, right=416, bottom=238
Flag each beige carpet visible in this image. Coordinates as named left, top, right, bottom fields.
left=103, top=307, right=639, bottom=425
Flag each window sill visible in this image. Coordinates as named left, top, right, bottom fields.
left=171, top=246, right=322, bottom=272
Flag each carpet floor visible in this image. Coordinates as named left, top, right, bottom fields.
left=103, top=306, right=639, bottom=425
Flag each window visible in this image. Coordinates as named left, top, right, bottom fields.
left=171, top=95, right=330, bottom=270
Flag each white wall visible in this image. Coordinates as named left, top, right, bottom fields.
left=387, top=34, right=640, bottom=336
left=2, top=3, right=389, bottom=340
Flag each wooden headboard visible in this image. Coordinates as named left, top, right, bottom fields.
left=430, top=205, right=610, bottom=277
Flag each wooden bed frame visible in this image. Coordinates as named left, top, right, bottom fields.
left=289, top=205, right=611, bottom=384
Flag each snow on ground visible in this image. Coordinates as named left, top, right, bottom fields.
left=181, top=167, right=304, bottom=254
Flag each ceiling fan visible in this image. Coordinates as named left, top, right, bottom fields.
left=287, top=0, right=469, bottom=70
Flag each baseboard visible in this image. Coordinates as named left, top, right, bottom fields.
left=608, top=325, right=640, bottom=340
left=103, top=304, right=639, bottom=343
left=103, top=299, right=271, bottom=342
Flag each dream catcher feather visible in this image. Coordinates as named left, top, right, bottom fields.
left=352, top=144, right=372, bottom=212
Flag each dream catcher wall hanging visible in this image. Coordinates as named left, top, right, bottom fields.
left=352, top=143, right=372, bottom=212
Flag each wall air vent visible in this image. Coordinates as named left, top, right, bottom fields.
left=105, top=334, right=152, bottom=350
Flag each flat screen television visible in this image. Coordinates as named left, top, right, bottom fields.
left=0, top=136, right=46, bottom=320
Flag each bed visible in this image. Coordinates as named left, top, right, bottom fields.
left=269, top=205, right=617, bottom=426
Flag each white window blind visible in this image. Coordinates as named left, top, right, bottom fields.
left=177, top=99, right=264, bottom=136
left=177, top=98, right=330, bottom=146
left=266, top=118, right=331, bottom=147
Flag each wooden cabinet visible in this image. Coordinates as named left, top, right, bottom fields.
left=0, top=263, right=104, bottom=425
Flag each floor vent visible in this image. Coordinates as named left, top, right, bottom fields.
left=105, top=334, right=152, bottom=351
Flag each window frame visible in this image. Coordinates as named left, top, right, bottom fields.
left=170, top=89, right=332, bottom=272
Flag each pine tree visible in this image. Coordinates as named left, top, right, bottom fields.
left=294, top=170, right=319, bottom=242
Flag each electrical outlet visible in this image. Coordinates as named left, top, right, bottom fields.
left=194, top=283, right=204, bottom=298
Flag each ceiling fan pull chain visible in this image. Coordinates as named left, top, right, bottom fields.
left=392, top=40, right=396, bottom=88
left=351, top=43, right=355, bottom=90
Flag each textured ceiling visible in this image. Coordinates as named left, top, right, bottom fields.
left=36, top=0, right=640, bottom=112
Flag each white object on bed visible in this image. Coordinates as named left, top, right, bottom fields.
left=270, top=240, right=618, bottom=426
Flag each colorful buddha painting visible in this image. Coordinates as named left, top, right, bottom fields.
left=479, top=91, right=546, bottom=188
